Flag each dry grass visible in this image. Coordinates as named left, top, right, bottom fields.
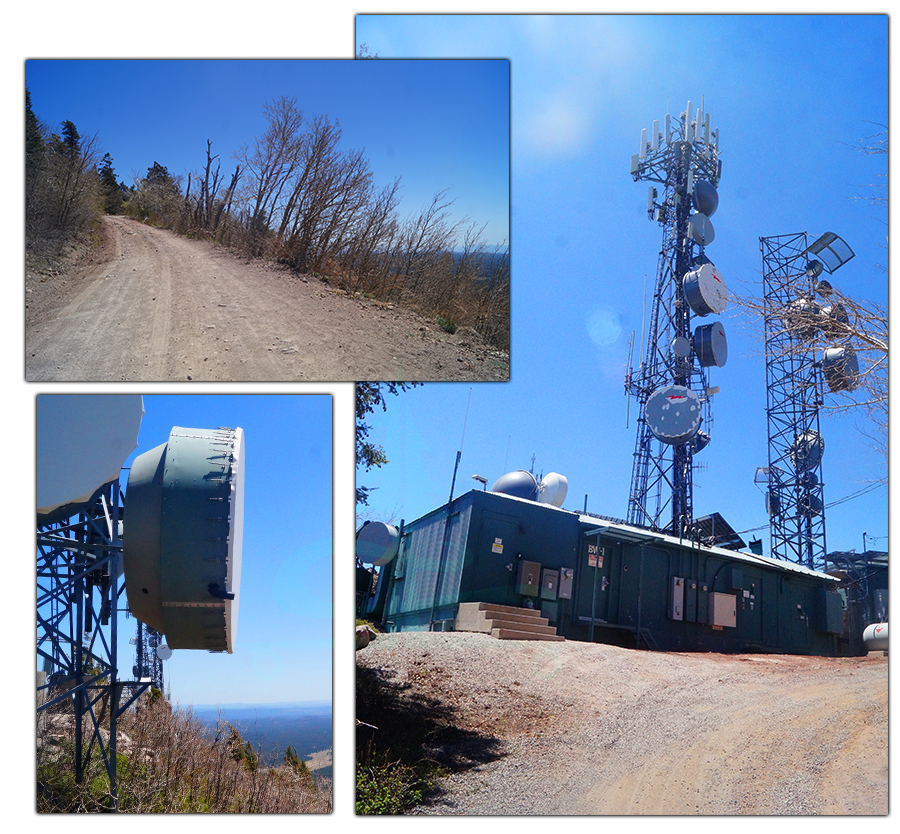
left=37, top=697, right=331, bottom=813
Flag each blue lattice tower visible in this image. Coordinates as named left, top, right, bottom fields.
left=37, top=480, right=152, bottom=810
left=131, top=619, right=165, bottom=693
left=626, top=100, right=726, bottom=536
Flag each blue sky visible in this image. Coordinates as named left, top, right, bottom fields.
left=25, top=58, right=510, bottom=246
left=355, top=14, right=888, bottom=559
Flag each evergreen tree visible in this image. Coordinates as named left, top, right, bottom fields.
left=227, top=723, right=259, bottom=773
left=98, top=153, right=123, bottom=214
left=60, top=120, right=81, bottom=158
left=283, top=745, right=316, bottom=791
left=25, top=87, right=44, bottom=200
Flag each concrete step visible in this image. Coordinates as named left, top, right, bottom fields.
left=475, top=602, right=546, bottom=619
left=456, top=601, right=564, bottom=641
left=487, top=617, right=559, bottom=636
left=491, top=627, right=566, bottom=642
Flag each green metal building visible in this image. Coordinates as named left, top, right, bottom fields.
left=365, top=489, right=862, bottom=657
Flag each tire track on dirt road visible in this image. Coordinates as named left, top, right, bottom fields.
left=26, top=216, right=509, bottom=382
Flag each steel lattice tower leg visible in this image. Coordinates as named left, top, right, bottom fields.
left=37, top=480, right=151, bottom=811
left=626, top=101, right=723, bottom=536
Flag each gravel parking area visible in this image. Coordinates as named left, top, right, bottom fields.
left=356, top=631, right=888, bottom=815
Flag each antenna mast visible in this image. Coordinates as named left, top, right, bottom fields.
left=626, top=100, right=728, bottom=536
left=758, top=231, right=855, bottom=569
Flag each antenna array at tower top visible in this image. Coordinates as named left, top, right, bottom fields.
left=630, top=99, right=722, bottom=189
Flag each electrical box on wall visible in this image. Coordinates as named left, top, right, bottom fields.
left=559, top=568, right=574, bottom=600
left=709, top=592, right=737, bottom=628
left=516, top=559, right=541, bottom=597
left=541, top=568, right=559, bottom=600
left=669, top=576, right=685, bottom=621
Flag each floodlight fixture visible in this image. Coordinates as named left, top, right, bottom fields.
left=803, top=232, right=855, bottom=274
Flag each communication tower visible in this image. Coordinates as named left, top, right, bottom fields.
left=626, top=99, right=728, bottom=536
left=757, top=232, right=855, bottom=569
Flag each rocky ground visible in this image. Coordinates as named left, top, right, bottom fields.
left=356, top=631, right=888, bottom=815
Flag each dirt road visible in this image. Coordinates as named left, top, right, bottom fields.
left=25, top=216, right=509, bottom=382
left=356, top=632, right=888, bottom=815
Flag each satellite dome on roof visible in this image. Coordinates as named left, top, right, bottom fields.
left=491, top=470, right=540, bottom=501
left=538, top=472, right=568, bottom=508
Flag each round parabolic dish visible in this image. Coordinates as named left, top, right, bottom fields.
left=538, top=472, right=568, bottom=508
left=36, top=394, right=144, bottom=524
left=645, top=385, right=702, bottom=445
left=693, top=321, right=728, bottom=367
left=800, top=493, right=824, bottom=517
left=673, top=335, right=692, bottom=357
left=790, top=430, right=824, bottom=471
left=683, top=263, right=728, bottom=316
left=491, top=470, right=540, bottom=501
left=356, top=521, right=401, bottom=567
left=823, top=346, right=859, bottom=392
left=692, top=179, right=719, bottom=217
left=689, top=213, right=715, bottom=246
left=124, top=426, right=245, bottom=654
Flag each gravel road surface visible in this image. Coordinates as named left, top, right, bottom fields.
left=356, top=631, right=888, bottom=815
left=25, top=216, right=509, bottom=382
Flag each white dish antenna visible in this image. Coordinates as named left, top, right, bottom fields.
left=155, top=645, right=173, bottom=661
left=356, top=521, right=401, bottom=567
left=823, top=346, right=859, bottom=392
left=36, top=395, right=144, bottom=523
left=688, top=213, right=715, bottom=246
left=645, top=385, right=702, bottom=445
left=538, top=472, right=568, bottom=508
left=684, top=263, right=728, bottom=317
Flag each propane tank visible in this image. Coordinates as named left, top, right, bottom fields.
left=862, top=622, right=888, bottom=652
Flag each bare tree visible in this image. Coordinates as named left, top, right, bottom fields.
left=729, top=277, right=887, bottom=463
left=849, top=123, right=887, bottom=211
left=234, top=96, right=306, bottom=255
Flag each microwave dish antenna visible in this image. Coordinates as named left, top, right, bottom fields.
left=124, top=426, right=245, bottom=653
left=356, top=521, right=401, bottom=567
left=538, top=472, right=568, bottom=508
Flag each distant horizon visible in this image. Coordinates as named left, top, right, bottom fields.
left=185, top=699, right=332, bottom=711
